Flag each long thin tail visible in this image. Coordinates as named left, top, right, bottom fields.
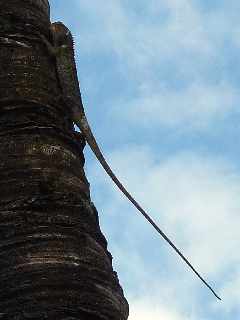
left=74, top=113, right=221, bottom=301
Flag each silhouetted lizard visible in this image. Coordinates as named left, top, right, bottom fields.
left=40, top=22, right=221, bottom=300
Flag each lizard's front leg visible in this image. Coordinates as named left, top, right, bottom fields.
left=38, top=31, right=58, bottom=57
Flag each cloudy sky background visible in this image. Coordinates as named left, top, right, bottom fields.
left=51, top=1, right=240, bottom=319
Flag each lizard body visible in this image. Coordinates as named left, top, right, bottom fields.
left=41, top=22, right=220, bottom=300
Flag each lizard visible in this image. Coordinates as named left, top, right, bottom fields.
left=40, top=22, right=221, bottom=300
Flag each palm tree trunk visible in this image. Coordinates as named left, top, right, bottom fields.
left=0, top=1, right=129, bottom=319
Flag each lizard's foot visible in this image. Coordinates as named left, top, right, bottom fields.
left=73, top=130, right=86, bottom=149
left=37, top=31, right=57, bottom=57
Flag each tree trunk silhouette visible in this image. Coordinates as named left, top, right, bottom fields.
left=0, top=1, right=129, bottom=319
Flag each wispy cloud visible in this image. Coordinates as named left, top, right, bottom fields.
left=67, top=0, right=240, bottom=133
left=89, top=147, right=240, bottom=318
left=114, top=82, right=239, bottom=130
left=129, top=298, right=186, bottom=320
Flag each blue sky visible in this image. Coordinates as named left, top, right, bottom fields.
left=51, top=1, right=239, bottom=319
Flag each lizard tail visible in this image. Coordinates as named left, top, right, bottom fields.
left=74, top=112, right=221, bottom=301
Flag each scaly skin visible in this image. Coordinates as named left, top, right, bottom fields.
left=40, top=22, right=221, bottom=300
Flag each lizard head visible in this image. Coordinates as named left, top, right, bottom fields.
left=50, top=22, right=74, bottom=47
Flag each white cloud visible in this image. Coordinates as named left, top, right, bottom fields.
left=89, top=147, right=240, bottom=317
left=71, top=0, right=240, bottom=132
left=75, top=0, right=216, bottom=70
left=217, top=270, right=240, bottom=313
left=73, top=0, right=235, bottom=72
left=129, top=298, right=185, bottom=320
left=115, top=82, right=239, bottom=129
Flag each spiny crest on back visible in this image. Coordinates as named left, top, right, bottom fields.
left=51, top=21, right=74, bottom=48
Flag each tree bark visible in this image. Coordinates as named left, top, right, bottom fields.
left=0, top=1, right=129, bottom=319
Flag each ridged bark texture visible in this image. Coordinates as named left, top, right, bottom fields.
left=0, top=1, right=129, bottom=319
